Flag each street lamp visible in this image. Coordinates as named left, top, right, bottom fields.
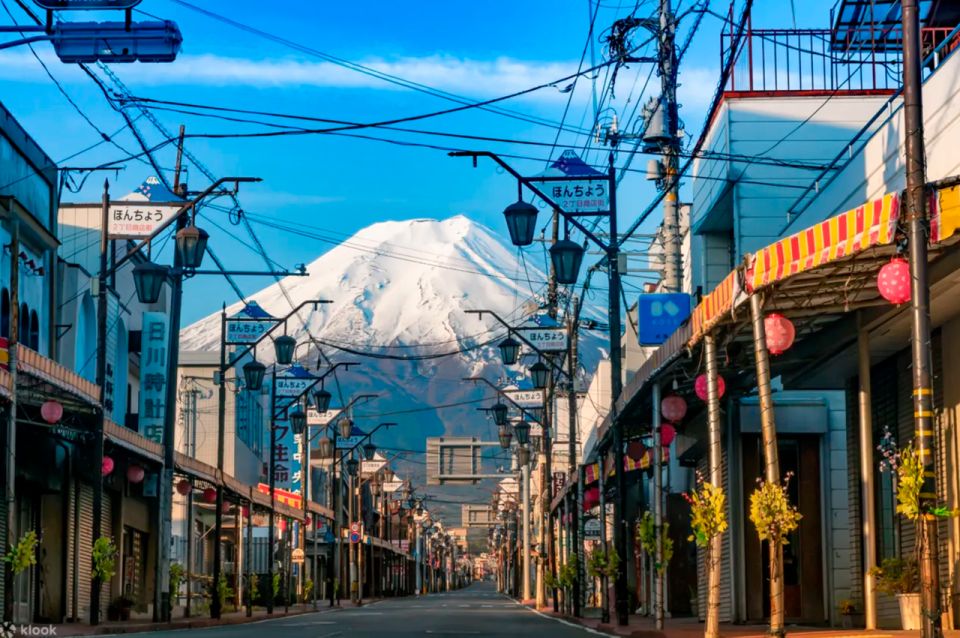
left=362, top=441, right=377, bottom=461
left=317, top=435, right=333, bottom=458
left=273, top=335, right=297, bottom=365
left=242, top=359, right=266, bottom=391
left=339, top=418, right=354, bottom=440
left=498, top=425, right=513, bottom=449
left=503, top=200, right=538, bottom=246
left=174, top=225, right=209, bottom=269
left=313, top=387, right=332, bottom=413
left=550, top=238, right=585, bottom=285
left=529, top=361, right=550, bottom=389
left=132, top=260, right=168, bottom=304
left=514, top=421, right=531, bottom=447
left=346, top=458, right=360, bottom=478
left=498, top=337, right=521, bottom=366
left=492, top=402, right=509, bottom=426
left=289, top=406, right=307, bottom=436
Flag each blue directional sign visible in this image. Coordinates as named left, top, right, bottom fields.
left=637, top=293, right=692, bottom=345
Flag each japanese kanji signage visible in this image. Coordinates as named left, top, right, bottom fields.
left=225, top=302, right=278, bottom=345
left=519, top=327, right=568, bottom=352
left=529, top=150, right=609, bottom=213
left=138, top=311, right=169, bottom=443
left=107, top=203, right=181, bottom=239
left=271, top=413, right=298, bottom=494
left=503, top=389, right=545, bottom=408
left=637, top=293, right=692, bottom=345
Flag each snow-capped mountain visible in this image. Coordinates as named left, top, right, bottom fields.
left=181, top=215, right=602, bottom=510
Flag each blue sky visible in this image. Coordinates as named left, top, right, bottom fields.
left=0, top=0, right=836, bottom=323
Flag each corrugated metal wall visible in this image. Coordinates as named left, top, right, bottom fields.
left=695, top=428, right=734, bottom=623
left=72, top=482, right=112, bottom=622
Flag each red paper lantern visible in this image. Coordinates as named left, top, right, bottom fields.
left=279, top=519, right=287, bottom=532
left=659, top=423, right=677, bottom=447
left=694, top=374, right=726, bottom=401
left=304, top=517, right=311, bottom=527
left=202, top=487, right=217, bottom=504
left=877, top=257, right=911, bottom=305
left=764, top=313, right=796, bottom=355
left=583, top=486, right=600, bottom=511
left=126, top=465, right=145, bottom=484
left=626, top=440, right=646, bottom=462
left=661, top=395, right=687, bottom=422
left=101, top=455, right=114, bottom=476
left=40, top=400, right=63, bottom=424
left=176, top=479, right=192, bottom=496
left=241, top=506, right=250, bottom=518
left=221, top=500, right=233, bottom=514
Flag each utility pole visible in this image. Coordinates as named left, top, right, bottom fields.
left=90, top=182, right=109, bottom=625
left=902, top=1, right=941, bottom=636
left=3, top=218, right=20, bottom=623
left=659, top=0, right=682, bottom=292
left=539, top=208, right=559, bottom=611
left=566, top=295, right=581, bottom=617
left=521, top=460, right=531, bottom=602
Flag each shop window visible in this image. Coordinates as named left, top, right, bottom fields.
left=28, top=310, right=38, bottom=351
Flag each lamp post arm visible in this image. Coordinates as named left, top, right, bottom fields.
left=112, top=176, right=261, bottom=273
left=271, top=362, right=360, bottom=420
left=465, top=309, right=568, bottom=378
left=449, top=151, right=608, bottom=248
left=333, top=422, right=398, bottom=468
left=227, top=299, right=333, bottom=369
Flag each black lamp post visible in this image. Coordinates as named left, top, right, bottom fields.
left=549, top=238, right=585, bottom=285
left=517, top=446, right=531, bottom=467
left=289, top=406, right=306, bottom=436
left=274, top=335, right=296, bottom=365
left=339, top=418, right=354, bottom=440
left=174, top=225, right=209, bottom=269
left=243, top=359, right=266, bottom=391
left=503, top=200, right=538, bottom=246
left=318, top=435, right=333, bottom=458
left=346, top=458, right=359, bottom=478
left=514, top=421, right=531, bottom=447
left=362, top=441, right=377, bottom=461
left=132, top=260, right=168, bottom=305
left=313, top=387, right=332, bottom=413
left=492, top=402, right=509, bottom=426
left=529, top=361, right=550, bottom=389
left=498, top=337, right=521, bottom=366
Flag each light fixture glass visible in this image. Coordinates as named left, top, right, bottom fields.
left=497, top=337, right=520, bottom=366
left=503, top=200, right=538, bottom=247
left=274, top=335, right=296, bottom=365
left=549, top=238, right=585, bottom=285
left=132, top=260, right=168, bottom=304
left=242, top=359, right=266, bottom=391
left=175, top=225, right=209, bottom=269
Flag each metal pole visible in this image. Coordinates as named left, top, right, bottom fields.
left=704, top=334, right=723, bottom=638
left=659, top=0, right=682, bottom=292
left=156, top=206, right=186, bottom=622
left=522, top=461, right=531, bottom=602
left=329, top=427, right=339, bottom=607
left=902, top=2, right=941, bottom=636
left=245, top=501, right=253, bottom=617
left=185, top=488, right=194, bottom=618
left=349, top=467, right=356, bottom=602
left=567, top=295, right=581, bottom=617
left=857, top=318, right=878, bottom=630
left=607, top=154, right=628, bottom=627
left=267, top=371, right=276, bottom=614
left=749, top=292, right=783, bottom=637
left=212, top=306, right=227, bottom=619
left=598, top=452, right=609, bottom=624
left=88, top=183, right=107, bottom=625
left=415, top=522, right=422, bottom=595
left=652, top=383, right=664, bottom=631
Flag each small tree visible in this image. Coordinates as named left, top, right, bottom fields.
left=637, top=511, right=673, bottom=574
left=92, top=536, right=117, bottom=583
left=684, top=473, right=728, bottom=638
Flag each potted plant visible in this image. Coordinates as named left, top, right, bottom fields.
left=107, top=595, right=134, bottom=621
left=3, top=530, right=37, bottom=576
left=92, top=536, right=117, bottom=584
left=870, top=557, right=920, bottom=629
left=837, top=598, right=857, bottom=629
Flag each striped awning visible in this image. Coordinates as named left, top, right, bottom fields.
left=932, top=184, right=960, bottom=243
left=748, top=191, right=900, bottom=291
left=689, top=269, right=741, bottom=344
left=583, top=447, right=668, bottom=484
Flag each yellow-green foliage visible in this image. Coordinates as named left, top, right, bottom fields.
left=686, top=480, right=728, bottom=548
left=749, top=477, right=801, bottom=545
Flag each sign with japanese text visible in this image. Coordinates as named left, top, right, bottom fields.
left=584, top=517, right=601, bottom=539
left=503, top=389, right=544, bottom=408
left=138, top=312, right=169, bottom=443
left=307, top=408, right=339, bottom=426
left=552, top=471, right=566, bottom=496
left=519, top=327, right=568, bottom=352
left=256, top=483, right=302, bottom=509
left=529, top=150, right=609, bottom=213
left=225, top=302, right=278, bottom=345
left=107, top=203, right=181, bottom=239
left=637, top=293, right=692, bottom=345
left=271, top=415, right=299, bottom=495
left=275, top=375, right=312, bottom=398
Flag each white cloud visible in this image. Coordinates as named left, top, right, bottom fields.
left=0, top=50, right=584, bottom=101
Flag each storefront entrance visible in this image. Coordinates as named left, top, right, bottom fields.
left=741, top=434, right=824, bottom=624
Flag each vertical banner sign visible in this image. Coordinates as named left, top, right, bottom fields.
left=273, top=414, right=295, bottom=494
left=139, top=311, right=169, bottom=443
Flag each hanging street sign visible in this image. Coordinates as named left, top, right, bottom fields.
left=107, top=202, right=181, bottom=239
left=138, top=311, right=169, bottom=444
left=518, top=327, right=568, bottom=352
left=336, top=423, right=367, bottom=450
left=275, top=365, right=314, bottom=397
left=528, top=150, right=609, bottom=213
left=291, top=548, right=305, bottom=563
left=503, top=389, right=545, bottom=408
left=225, top=302, right=278, bottom=345
left=584, top=517, right=601, bottom=539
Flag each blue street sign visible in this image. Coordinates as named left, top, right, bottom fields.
left=350, top=532, right=361, bottom=544
left=324, top=531, right=335, bottom=543
left=637, top=293, right=692, bottom=345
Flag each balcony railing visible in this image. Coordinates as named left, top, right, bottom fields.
left=721, top=25, right=959, bottom=94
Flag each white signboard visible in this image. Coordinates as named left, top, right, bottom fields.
left=383, top=480, right=405, bottom=493
left=107, top=203, right=181, bottom=239
left=361, top=458, right=387, bottom=476
left=584, top=517, right=601, bottom=539
left=529, top=151, right=609, bottom=214
left=521, top=328, right=568, bottom=352
left=504, top=389, right=545, bottom=408
left=138, top=311, right=169, bottom=444
left=337, top=435, right=364, bottom=450
left=275, top=376, right=311, bottom=397
left=307, top=408, right=339, bottom=426
left=226, top=319, right=273, bottom=344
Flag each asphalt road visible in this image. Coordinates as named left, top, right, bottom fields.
left=124, top=582, right=599, bottom=638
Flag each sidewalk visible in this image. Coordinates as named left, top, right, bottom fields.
left=48, top=599, right=382, bottom=636
left=531, top=607, right=960, bottom=638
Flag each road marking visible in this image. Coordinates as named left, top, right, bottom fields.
left=522, top=606, right=606, bottom=636
left=426, top=631, right=479, bottom=635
